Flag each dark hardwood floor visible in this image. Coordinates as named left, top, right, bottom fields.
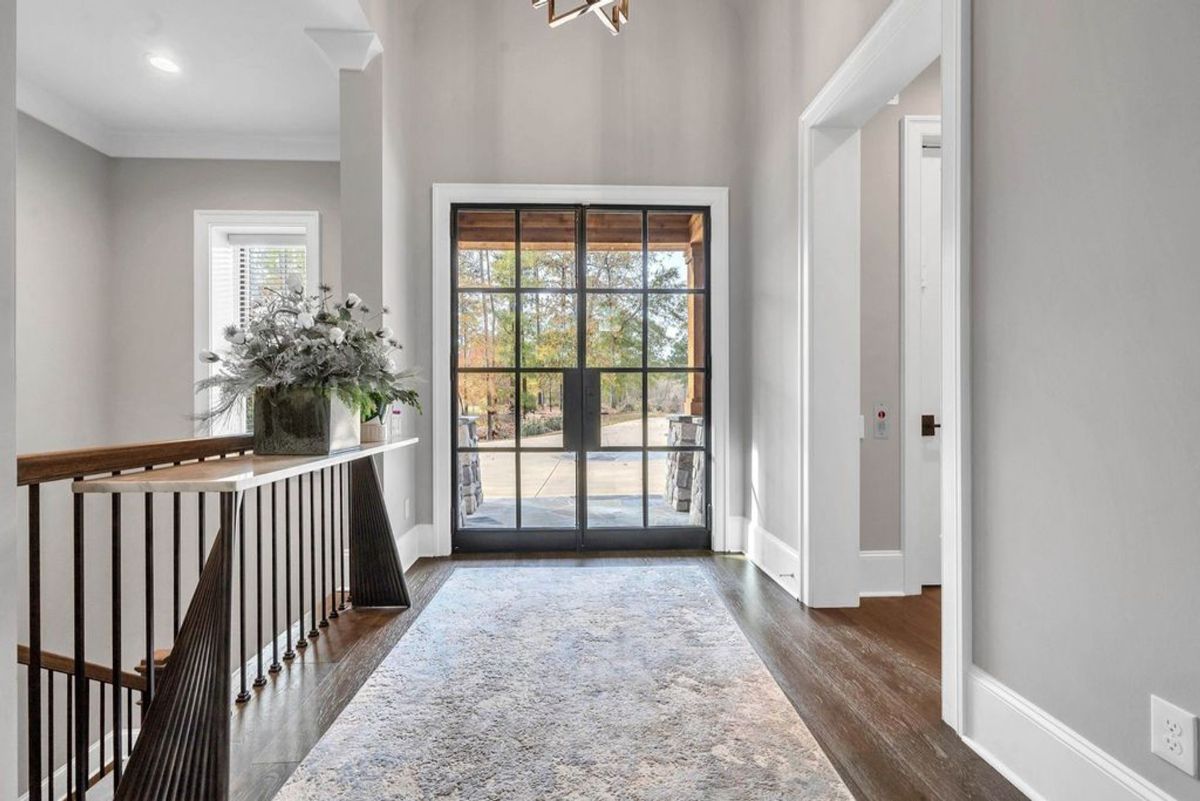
left=229, top=553, right=1025, bottom=801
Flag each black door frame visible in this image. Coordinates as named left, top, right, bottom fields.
left=450, top=203, right=713, bottom=553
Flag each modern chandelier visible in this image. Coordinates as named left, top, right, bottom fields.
left=532, top=0, right=630, bottom=36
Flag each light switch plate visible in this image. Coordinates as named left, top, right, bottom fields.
left=1152, top=695, right=1198, bottom=777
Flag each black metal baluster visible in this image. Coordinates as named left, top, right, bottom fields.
left=308, top=472, right=318, bottom=640
left=319, top=468, right=328, bottom=628
left=329, top=466, right=339, bottom=619
left=341, top=462, right=349, bottom=608
left=27, top=484, right=42, bottom=801
left=47, top=671, right=54, bottom=801
left=172, top=461, right=182, bottom=638
left=144, top=468, right=155, bottom=708
left=254, top=485, right=266, bottom=687
left=99, top=679, right=105, bottom=782
left=338, top=463, right=347, bottom=610
left=284, top=478, right=296, bottom=660
left=110, top=478, right=123, bottom=789
left=73, top=483, right=89, bottom=799
left=66, top=676, right=74, bottom=800
left=126, top=687, right=133, bottom=758
left=236, top=498, right=251, bottom=703
left=198, top=488, right=207, bottom=573
left=296, top=474, right=308, bottom=650
left=270, top=481, right=282, bottom=673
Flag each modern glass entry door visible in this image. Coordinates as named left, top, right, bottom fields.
left=451, top=204, right=711, bottom=552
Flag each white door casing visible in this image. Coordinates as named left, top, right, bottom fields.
left=798, top=0, right=971, bottom=732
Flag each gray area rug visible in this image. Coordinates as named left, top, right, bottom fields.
left=274, top=566, right=854, bottom=800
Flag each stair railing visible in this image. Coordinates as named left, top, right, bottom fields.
left=16, top=434, right=414, bottom=801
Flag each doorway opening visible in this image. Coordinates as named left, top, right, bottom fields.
left=450, top=204, right=712, bottom=552
left=799, top=0, right=970, bottom=730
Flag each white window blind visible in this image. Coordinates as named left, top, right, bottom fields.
left=207, top=237, right=309, bottom=434
left=235, top=245, right=307, bottom=327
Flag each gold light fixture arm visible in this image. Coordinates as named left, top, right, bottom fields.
left=532, top=0, right=630, bottom=35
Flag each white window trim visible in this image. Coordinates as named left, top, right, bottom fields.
left=430, top=183, right=731, bottom=557
left=192, top=210, right=321, bottom=433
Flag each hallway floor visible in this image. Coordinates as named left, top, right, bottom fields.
left=229, top=554, right=1025, bottom=801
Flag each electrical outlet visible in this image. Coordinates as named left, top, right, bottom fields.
left=404, top=497, right=412, bottom=521
left=1152, top=695, right=1198, bottom=777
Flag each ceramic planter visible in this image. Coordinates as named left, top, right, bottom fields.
left=253, top=387, right=361, bottom=455
left=361, top=416, right=389, bottom=443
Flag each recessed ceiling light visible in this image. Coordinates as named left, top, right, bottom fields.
left=146, top=54, right=181, bottom=74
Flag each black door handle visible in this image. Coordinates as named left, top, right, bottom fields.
left=921, top=414, right=942, bottom=437
left=583, top=369, right=602, bottom=451
left=562, top=369, right=584, bottom=451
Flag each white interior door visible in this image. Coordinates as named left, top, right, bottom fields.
left=902, top=116, right=942, bottom=593
left=915, top=144, right=942, bottom=587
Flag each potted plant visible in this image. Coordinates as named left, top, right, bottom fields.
left=197, top=277, right=420, bottom=455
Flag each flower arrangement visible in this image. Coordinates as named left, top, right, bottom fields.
left=197, top=276, right=420, bottom=437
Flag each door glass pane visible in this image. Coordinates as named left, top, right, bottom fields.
left=586, top=452, right=643, bottom=528
left=457, top=373, right=516, bottom=448
left=586, top=211, right=643, bottom=288
left=648, top=293, right=705, bottom=368
left=647, top=211, right=705, bottom=289
left=521, top=210, right=576, bottom=288
left=587, top=293, right=642, bottom=368
left=459, top=452, right=516, bottom=528
left=520, top=372, right=565, bottom=448
left=649, top=451, right=704, bottom=527
left=647, top=372, right=705, bottom=447
left=457, top=210, right=516, bottom=288
left=457, top=293, right=515, bottom=368
left=521, top=453, right=576, bottom=528
left=600, top=372, right=642, bottom=447
left=521, top=293, right=577, bottom=368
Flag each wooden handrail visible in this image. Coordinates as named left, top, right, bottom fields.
left=18, top=645, right=149, bottom=693
left=17, top=434, right=254, bottom=485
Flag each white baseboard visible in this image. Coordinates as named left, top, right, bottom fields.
left=859, top=549, right=905, bottom=597
left=736, top=516, right=800, bottom=599
left=724, top=515, right=746, bottom=553
left=966, top=668, right=1178, bottom=801
left=396, top=523, right=433, bottom=570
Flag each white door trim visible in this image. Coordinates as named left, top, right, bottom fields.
left=901, top=114, right=942, bottom=596
left=797, top=0, right=971, bottom=732
left=431, top=183, right=731, bottom=557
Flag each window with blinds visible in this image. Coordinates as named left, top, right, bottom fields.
left=235, top=243, right=308, bottom=325
left=207, top=230, right=311, bottom=433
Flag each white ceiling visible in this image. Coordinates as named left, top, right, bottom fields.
left=16, top=0, right=372, bottom=160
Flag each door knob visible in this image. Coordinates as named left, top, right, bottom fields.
left=921, top=414, right=942, bottom=437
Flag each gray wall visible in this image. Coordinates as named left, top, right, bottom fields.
left=972, top=1, right=1200, bottom=797
left=108, top=157, right=341, bottom=442
left=859, top=60, right=940, bottom=552
left=367, top=0, right=752, bottom=526
left=13, top=115, right=343, bottom=447
left=742, top=0, right=891, bottom=545
left=0, top=0, right=19, bottom=789
left=16, top=115, right=113, bottom=453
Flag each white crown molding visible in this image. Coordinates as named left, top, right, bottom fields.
left=106, top=129, right=339, bottom=161
left=17, top=75, right=338, bottom=162
left=305, top=29, right=383, bottom=72
left=16, top=77, right=115, bottom=154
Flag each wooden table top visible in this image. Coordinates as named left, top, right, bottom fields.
left=73, top=437, right=419, bottom=494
